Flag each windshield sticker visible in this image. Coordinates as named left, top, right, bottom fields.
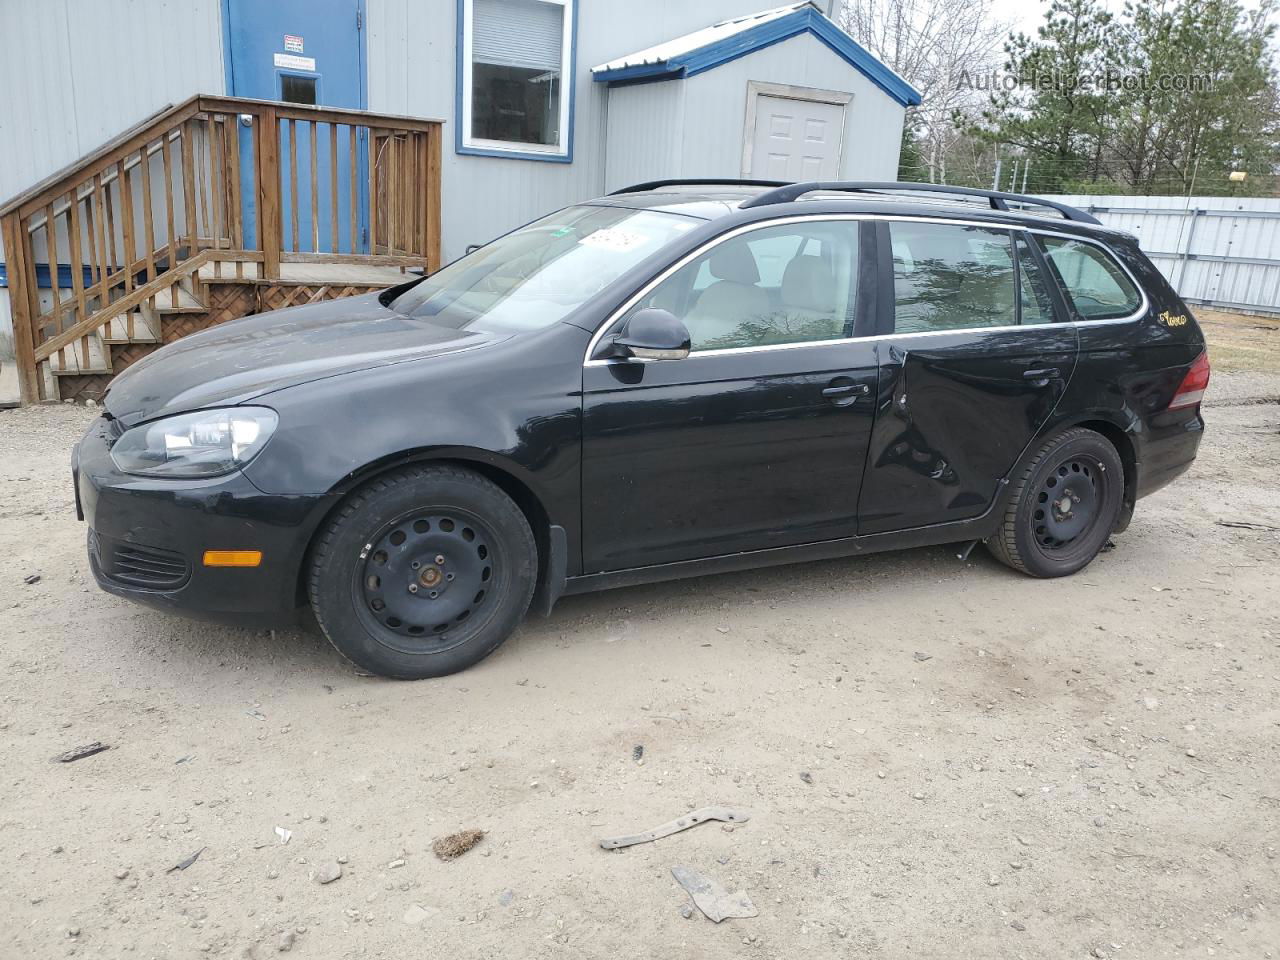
left=579, top=228, right=649, bottom=252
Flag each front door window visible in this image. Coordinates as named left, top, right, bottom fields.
left=624, top=221, right=861, bottom=352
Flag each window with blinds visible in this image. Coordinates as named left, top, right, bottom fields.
left=462, top=0, right=573, bottom=157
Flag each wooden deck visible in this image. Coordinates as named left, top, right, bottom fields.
left=0, top=94, right=443, bottom=404
left=197, top=260, right=417, bottom=285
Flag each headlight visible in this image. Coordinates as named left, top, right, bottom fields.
left=110, top=407, right=278, bottom=478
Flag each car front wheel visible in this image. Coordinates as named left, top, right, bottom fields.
left=987, top=427, right=1124, bottom=578
left=308, top=465, right=537, bottom=679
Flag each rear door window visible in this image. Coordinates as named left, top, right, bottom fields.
left=1035, top=236, right=1142, bottom=320
left=889, top=222, right=1018, bottom=333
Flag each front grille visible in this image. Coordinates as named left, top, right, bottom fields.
left=96, top=536, right=190, bottom=589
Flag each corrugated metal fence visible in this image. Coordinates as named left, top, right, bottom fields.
left=1041, top=194, right=1280, bottom=315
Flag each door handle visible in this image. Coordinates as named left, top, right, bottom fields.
left=1022, top=367, right=1060, bottom=380
left=822, top=383, right=870, bottom=397
left=822, top=381, right=870, bottom=406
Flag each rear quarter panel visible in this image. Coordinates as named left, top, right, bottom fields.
left=1040, top=235, right=1206, bottom=498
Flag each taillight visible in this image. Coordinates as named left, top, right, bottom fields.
left=1168, top=350, right=1210, bottom=410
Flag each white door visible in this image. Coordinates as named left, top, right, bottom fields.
left=748, top=95, right=845, bottom=180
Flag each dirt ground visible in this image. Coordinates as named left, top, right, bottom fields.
left=1, top=317, right=1278, bottom=960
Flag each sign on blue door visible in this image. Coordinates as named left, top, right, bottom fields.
left=223, top=0, right=368, bottom=252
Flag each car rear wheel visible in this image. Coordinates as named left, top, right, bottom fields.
left=308, top=465, right=537, bottom=679
left=987, top=428, right=1124, bottom=578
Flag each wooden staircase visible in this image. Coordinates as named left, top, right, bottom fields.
left=46, top=279, right=194, bottom=376
left=0, top=94, right=443, bottom=404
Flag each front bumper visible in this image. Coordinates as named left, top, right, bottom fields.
left=75, top=416, right=336, bottom=624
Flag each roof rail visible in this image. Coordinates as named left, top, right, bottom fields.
left=738, top=180, right=1102, bottom=225
left=610, top=178, right=788, bottom=195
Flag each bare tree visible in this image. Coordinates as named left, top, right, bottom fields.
left=838, top=0, right=1009, bottom=180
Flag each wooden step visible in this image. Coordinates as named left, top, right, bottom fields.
left=49, top=333, right=111, bottom=375
left=100, top=310, right=161, bottom=344
left=154, top=285, right=205, bottom=314
left=197, top=261, right=261, bottom=283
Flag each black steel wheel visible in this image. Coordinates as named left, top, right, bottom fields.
left=356, top=509, right=500, bottom=654
left=987, top=427, right=1124, bottom=578
left=309, top=465, right=537, bottom=679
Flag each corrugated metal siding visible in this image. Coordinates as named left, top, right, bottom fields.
left=604, top=81, right=686, bottom=192
left=1044, top=194, right=1280, bottom=315
left=0, top=0, right=224, bottom=203
left=367, top=0, right=897, bottom=260
left=0, top=0, right=224, bottom=371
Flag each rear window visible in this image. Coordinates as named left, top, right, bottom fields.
left=1036, top=236, right=1142, bottom=321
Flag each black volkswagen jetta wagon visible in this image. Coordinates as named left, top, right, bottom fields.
left=75, top=180, right=1210, bottom=679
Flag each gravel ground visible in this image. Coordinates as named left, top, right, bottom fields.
left=1, top=371, right=1277, bottom=960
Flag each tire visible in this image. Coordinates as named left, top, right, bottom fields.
left=987, top=427, right=1124, bottom=578
left=308, top=465, right=537, bottom=679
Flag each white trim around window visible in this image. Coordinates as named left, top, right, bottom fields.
left=457, top=0, right=576, bottom=162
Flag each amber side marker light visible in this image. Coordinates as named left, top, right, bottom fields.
left=203, top=550, right=263, bottom=568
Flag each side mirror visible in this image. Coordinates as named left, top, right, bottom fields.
left=611, top=308, right=691, bottom=361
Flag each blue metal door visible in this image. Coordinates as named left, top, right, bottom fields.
left=223, top=0, right=367, bottom=252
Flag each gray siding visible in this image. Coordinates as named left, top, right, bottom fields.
left=0, top=0, right=225, bottom=203
left=0, top=0, right=223, bottom=378
left=368, top=0, right=898, bottom=260
left=605, top=32, right=904, bottom=191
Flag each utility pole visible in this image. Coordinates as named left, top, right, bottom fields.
left=1021, top=161, right=1030, bottom=193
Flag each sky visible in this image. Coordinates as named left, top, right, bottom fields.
left=989, top=0, right=1049, bottom=36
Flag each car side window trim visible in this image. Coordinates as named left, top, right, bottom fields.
left=582, top=214, right=1150, bottom=366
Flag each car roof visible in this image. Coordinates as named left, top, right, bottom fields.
left=587, top=182, right=1129, bottom=242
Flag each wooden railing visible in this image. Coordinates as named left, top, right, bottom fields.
left=0, top=94, right=443, bottom=403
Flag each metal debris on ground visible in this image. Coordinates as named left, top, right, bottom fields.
left=166, top=847, right=206, bottom=873
left=1216, top=520, right=1280, bottom=532
left=274, top=826, right=292, bottom=844
left=632, top=744, right=644, bottom=762
left=432, top=828, right=484, bottom=860
left=52, top=742, right=109, bottom=763
left=913, top=651, right=933, bottom=662
left=23, top=573, right=41, bottom=585
left=670, top=865, right=758, bottom=922
left=599, top=805, right=752, bottom=850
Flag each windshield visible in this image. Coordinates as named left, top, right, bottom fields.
left=389, top=205, right=699, bottom=332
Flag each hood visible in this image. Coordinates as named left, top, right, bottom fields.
left=104, top=292, right=505, bottom=425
